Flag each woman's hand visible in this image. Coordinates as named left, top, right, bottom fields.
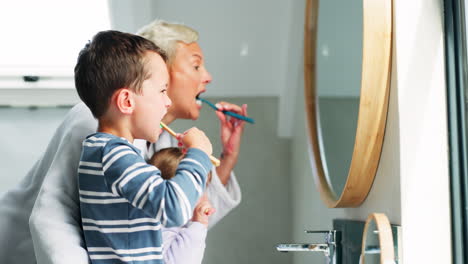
left=214, top=102, right=247, bottom=184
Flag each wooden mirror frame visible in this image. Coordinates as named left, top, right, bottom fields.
left=361, top=213, right=395, bottom=263
left=304, top=0, right=393, bottom=207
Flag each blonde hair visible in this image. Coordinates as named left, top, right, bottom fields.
left=137, top=19, right=199, bottom=64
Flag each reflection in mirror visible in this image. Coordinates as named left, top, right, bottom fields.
left=362, top=218, right=381, bottom=263
left=316, top=0, right=363, bottom=196
left=361, top=213, right=396, bottom=264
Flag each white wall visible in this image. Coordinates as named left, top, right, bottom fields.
left=0, top=107, right=70, bottom=194
left=108, top=0, right=155, bottom=33
left=291, top=0, right=451, bottom=263
left=148, top=0, right=292, bottom=98
left=395, top=0, right=451, bottom=263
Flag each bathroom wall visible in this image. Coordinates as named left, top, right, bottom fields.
left=108, top=0, right=293, bottom=98
left=290, top=0, right=451, bottom=263
left=0, top=107, right=70, bottom=193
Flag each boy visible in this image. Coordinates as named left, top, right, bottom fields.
left=150, top=147, right=215, bottom=264
left=74, top=30, right=213, bottom=264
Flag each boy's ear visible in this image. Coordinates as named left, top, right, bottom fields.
left=115, top=88, right=135, bottom=114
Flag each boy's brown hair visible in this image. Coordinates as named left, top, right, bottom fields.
left=150, top=147, right=212, bottom=182
left=74, top=30, right=167, bottom=118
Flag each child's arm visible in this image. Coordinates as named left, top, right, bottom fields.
left=162, top=195, right=214, bottom=264
left=191, top=194, right=215, bottom=227
left=102, top=140, right=212, bottom=227
left=162, top=222, right=208, bottom=264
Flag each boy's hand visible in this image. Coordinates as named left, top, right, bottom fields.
left=191, top=194, right=215, bottom=227
left=180, top=127, right=213, bottom=156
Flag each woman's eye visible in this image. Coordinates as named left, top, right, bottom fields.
left=194, top=66, right=200, bottom=70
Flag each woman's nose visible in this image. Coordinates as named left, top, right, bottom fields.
left=203, top=70, right=212, bottom=84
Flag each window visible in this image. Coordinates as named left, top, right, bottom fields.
left=0, top=0, right=111, bottom=105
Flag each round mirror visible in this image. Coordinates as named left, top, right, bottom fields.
left=361, top=213, right=395, bottom=264
left=304, top=0, right=393, bottom=207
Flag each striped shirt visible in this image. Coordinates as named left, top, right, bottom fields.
left=78, top=132, right=211, bottom=264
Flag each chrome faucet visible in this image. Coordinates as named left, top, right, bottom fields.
left=276, top=230, right=337, bottom=262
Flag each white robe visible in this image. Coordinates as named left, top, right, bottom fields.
left=0, top=102, right=241, bottom=264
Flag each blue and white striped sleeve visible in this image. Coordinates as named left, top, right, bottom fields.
left=101, top=140, right=212, bottom=227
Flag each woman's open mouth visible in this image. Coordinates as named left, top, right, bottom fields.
left=195, top=92, right=205, bottom=107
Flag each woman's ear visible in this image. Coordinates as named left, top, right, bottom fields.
left=115, top=88, right=134, bottom=115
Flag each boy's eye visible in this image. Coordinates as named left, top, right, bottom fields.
left=160, top=89, right=167, bottom=94
left=194, top=66, right=200, bottom=70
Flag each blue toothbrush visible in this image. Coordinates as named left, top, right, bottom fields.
left=197, top=97, right=255, bottom=124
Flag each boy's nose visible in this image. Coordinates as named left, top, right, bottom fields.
left=165, top=94, right=172, bottom=108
